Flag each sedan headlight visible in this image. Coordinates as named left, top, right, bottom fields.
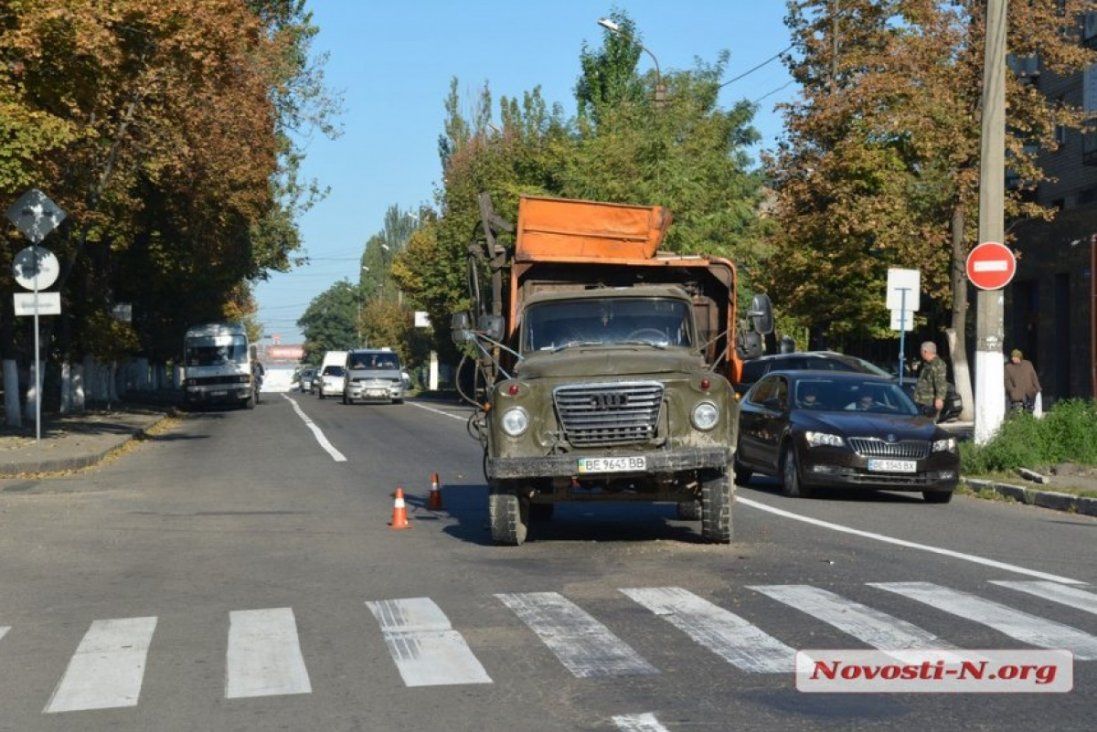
left=933, top=437, right=957, bottom=453
left=691, top=401, right=720, bottom=431
left=805, top=431, right=845, bottom=448
left=500, top=407, right=529, bottom=437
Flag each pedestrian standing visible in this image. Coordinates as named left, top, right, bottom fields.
left=1004, top=348, right=1041, bottom=414
left=913, top=341, right=948, bottom=419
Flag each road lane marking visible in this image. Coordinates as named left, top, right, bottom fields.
left=621, top=587, right=794, bottom=673
left=406, top=400, right=469, bottom=422
left=869, top=582, right=1097, bottom=660
left=0, top=627, right=7, bottom=643
left=991, top=581, right=1097, bottom=617
left=44, top=617, right=157, bottom=713
left=613, top=712, right=670, bottom=732
left=282, top=394, right=347, bottom=462
left=750, top=584, right=955, bottom=651
left=496, top=592, right=657, bottom=678
left=365, top=598, right=492, bottom=687
left=226, top=608, right=312, bottom=699
left=737, top=496, right=1084, bottom=585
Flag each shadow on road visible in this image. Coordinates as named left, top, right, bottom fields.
left=425, top=483, right=705, bottom=546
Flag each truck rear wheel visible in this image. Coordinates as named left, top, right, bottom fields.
left=489, top=492, right=528, bottom=546
left=700, top=471, right=733, bottom=544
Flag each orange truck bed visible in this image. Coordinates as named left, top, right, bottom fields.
left=515, top=195, right=672, bottom=262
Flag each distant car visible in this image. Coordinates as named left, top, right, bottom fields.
left=317, top=365, right=345, bottom=399
left=298, top=367, right=317, bottom=393
left=343, top=349, right=404, bottom=404
left=737, top=351, right=962, bottom=422
left=735, top=370, right=959, bottom=503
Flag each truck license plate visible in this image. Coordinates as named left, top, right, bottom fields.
left=577, top=456, right=647, bottom=474
left=867, top=459, right=917, bottom=474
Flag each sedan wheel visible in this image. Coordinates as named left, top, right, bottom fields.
left=781, top=444, right=811, bottom=498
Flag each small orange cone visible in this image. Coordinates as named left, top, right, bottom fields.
left=427, top=473, right=444, bottom=510
left=389, top=487, right=411, bottom=529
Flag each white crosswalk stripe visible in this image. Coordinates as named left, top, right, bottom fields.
left=496, top=592, right=658, bottom=678
left=750, top=584, right=955, bottom=651
left=44, top=617, right=157, bottom=714
left=621, top=587, right=794, bottom=673
left=613, top=712, right=671, bottom=731
left=225, top=608, right=312, bottom=699
left=366, top=598, right=492, bottom=687
left=869, top=582, right=1097, bottom=660
left=990, top=581, right=1097, bottom=617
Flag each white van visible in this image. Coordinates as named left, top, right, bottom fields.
left=317, top=350, right=347, bottom=399
left=183, top=322, right=257, bottom=408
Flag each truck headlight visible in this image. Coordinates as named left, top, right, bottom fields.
left=501, top=407, right=529, bottom=437
left=932, top=437, right=957, bottom=453
left=805, top=431, right=845, bottom=448
left=691, top=401, right=719, bottom=431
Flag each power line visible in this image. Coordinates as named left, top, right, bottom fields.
left=719, top=44, right=794, bottom=88
left=752, top=79, right=796, bottom=104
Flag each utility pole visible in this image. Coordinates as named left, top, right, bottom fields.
left=974, top=0, right=1007, bottom=445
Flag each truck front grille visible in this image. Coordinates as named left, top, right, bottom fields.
left=553, top=382, right=663, bottom=447
left=848, top=437, right=930, bottom=460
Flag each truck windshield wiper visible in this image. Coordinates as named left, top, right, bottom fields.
left=550, top=340, right=602, bottom=353
left=616, top=340, right=667, bottom=350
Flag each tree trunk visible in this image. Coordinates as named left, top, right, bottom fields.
left=947, top=204, right=974, bottom=421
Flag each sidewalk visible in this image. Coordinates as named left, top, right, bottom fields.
left=0, top=406, right=173, bottom=476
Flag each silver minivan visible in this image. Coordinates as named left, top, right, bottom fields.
left=343, top=349, right=404, bottom=404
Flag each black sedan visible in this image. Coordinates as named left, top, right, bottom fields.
left=736, top=351, right=963, bottom=422
left=734, top=371, right=959, bottom=503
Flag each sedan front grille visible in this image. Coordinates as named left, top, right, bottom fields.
left=848, top=437, right=930, bottom=460
left=553, top=382, right=663, bottom=447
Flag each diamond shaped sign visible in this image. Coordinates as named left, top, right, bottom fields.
left=5, top=188, right=66, bottom=244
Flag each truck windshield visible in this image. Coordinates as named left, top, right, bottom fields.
left=524, top=297, right=693, bottom=352
left=185, top=336, right=248, bottom=366
left=348, top=353, right=400, bottom=370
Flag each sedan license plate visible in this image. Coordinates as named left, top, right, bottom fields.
left=577, top=456, right=647, bottom=474
left=211, top=390, right=227, bottom=397
left=367, top=389, right=386, bottom=397
left=867, top=459, right=917, bottom=474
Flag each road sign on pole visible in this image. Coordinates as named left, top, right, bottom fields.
left=6, top=189, right=66, bottom=443
left=13, top=292, right=61, bottom=316
left=966, top=240, right=1016, bottom=290
left=5, top=188, right=66, bottom=243
left=886, top=268, right=921, bottom=311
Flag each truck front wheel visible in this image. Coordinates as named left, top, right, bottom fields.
left=489, top=491, right=528, bottom=546
left=700, top=471, right=733, bottom=544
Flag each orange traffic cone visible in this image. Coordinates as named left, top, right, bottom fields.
left=427, top=473, right=443, bottom=510
left=389, top=487, right=411, bottom=530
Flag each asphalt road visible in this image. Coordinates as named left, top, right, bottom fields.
left=0, top=393, right=1095, bottom=731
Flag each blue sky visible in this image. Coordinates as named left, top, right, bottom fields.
left=254, top=1, right=797, bottom=342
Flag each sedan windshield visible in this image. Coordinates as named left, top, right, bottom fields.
left=793, top=378, right=919, bottom=416
left=348, top=353, right=400, bottom=370
left=523, top=297, right=693, bottom=352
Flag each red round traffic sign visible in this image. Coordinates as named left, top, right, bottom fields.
left=966, top=241, right=1016, bottom=290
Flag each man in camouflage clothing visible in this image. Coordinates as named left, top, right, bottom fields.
left=913, top=341, right=948, bottom=418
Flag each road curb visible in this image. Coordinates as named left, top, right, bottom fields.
left=0, top=411, right=174, bottom=478
left=962, top=477, right=1097, bottom=518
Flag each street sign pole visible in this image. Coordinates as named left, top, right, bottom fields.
left=897, top=288, right=909, bottom=386
left=33, top=268, right=40, bottom=441
left=974, top=0, right=1007, bottom=445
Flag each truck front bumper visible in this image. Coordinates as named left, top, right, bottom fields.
left=487, top=446, right=731, bottom=480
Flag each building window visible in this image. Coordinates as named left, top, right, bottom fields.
left=1085, top=11, right=1097, bottom=48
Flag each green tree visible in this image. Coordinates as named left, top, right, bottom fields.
left=297, top=281, right=360, bottom=363
left=359, top=205, right=418, bottom=301
left=575, top=10, right=645, bottom=123
left=766, top=0, right=1095, bottom=418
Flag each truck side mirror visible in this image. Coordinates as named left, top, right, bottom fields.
left=478, top=314, right=505, bottom=341
left=737, top=330, right=764, bottom=360
left=450, top=312, right=474, bottom=344
left=748, top=294, right=774, bottom=335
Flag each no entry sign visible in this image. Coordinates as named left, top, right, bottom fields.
left=966, top=241, right=1017, bottom=290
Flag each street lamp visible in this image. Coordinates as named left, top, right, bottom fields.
left=596, top=17, right=666, bottom=107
